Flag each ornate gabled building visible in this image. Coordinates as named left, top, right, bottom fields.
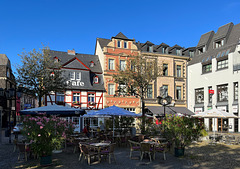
left=95, top=32, right=141, bottom=113
left=188, top=22, right=240, bottom=132
left=95, top=32, right=194, bottom=116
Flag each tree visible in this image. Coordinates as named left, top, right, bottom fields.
left=16, top=46, right=66, bottom=107
left=113, top=54, right=161, bottom=133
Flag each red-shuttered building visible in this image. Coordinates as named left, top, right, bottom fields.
left=45, top=49, right=105, bottom=131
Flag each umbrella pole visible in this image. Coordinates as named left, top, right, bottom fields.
left=113, top=116, right=115, bottom=137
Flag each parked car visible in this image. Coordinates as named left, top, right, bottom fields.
left=13, top=123, right=23, bottom=134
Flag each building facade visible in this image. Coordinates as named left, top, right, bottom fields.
left=188, top=22, right=240, bottom=132
left=45, top=50, right=105, bottom=131
left=0, top=54, right=16, bottom=128
left=95, top=33, right=141, bottom=113
left=95, top=33, right=194, bottom=116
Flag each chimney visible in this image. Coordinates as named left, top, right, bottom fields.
left=68, top=49, right=76, bottom=55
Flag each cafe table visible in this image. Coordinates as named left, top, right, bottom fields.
left=89, top=142, right=111, bottom=163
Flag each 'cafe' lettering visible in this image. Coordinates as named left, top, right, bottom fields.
left=66, top=80, right=84, bottom=86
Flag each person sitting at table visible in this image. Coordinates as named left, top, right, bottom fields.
left=83, top=124, right=90, bottom=137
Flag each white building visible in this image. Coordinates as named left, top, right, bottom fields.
left=188, top=22, right=240, bottom=132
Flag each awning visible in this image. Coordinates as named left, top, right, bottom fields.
left=20, top=104, right=85, bottom=117
left=147, top=106, right=194, bottom=116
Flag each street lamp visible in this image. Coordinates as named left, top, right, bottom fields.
left=0, top=87, right=22, bottom=143
left=157, top=86, right=173, bottom=118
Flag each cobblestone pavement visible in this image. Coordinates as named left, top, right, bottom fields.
left=2, top=132, right=240, bottom=169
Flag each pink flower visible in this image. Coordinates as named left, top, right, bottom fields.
left=37, top=122, right=43, bottom=126
left=38, top=134, right=41, bottom=137
left=40, top=126, right=43, bottom=129
left=28, top=133, right=30, bottom=135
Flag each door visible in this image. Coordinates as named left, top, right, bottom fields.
left=72, top=117, right=80, bottom=133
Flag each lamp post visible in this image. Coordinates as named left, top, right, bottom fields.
left=157, top=86, right=173, bottom=118
left=0, top=87, right=22, bottom=143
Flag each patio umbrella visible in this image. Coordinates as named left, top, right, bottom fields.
left=89, top=105, right=141, bottom=136
left=20, top=104, right=85, bottom=116
left=192, top=108, right=238, bottom=139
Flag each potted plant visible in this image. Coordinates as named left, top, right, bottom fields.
left=73, top=101, right=81, bottom=105
left=22, top=115, right=75, bottom=166
left=162, top=114, right=205, bottom=157
left=88, top=101, right=95, bottom=105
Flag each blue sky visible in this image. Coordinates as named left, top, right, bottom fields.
left=1, top=0, right=240, bottom=74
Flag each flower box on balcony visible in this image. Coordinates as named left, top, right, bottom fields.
left=72, top=101, right=81, bottom=105
left=88, top=101, right=96, bottom=105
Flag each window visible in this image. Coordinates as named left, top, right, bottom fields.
left=76, top=72, right=81, bottom=80
left=217, top=84, right=228, bottom=102
left=163, top=64, right=168, bottom=76
left=6, top=70, right=10, bottom=78
left=119, top=84, right=126, bottom=95
left=90, top=61, right=94, bottom=67
left=189, top=51, right=194, bottom=57
left=208, top=86, right=212, bottom=103
left=73, top=93, right=80, bottom=102
left=108, top=84, right=115, bottom=95
left=124, top=41, right=127, bottom=48
left=217, top=59, right=228, bottom=70
left=176, top=86, right=181, bottom=100
left=56, top=92, right=64, bottom=102
left=70, top=72, right=75, bottom=80
left=215, top=39, right=224, bottom=48
left=109, top=59, right=115, bottom=70
left=176, top=49, right=181, bottom=56
left=120, top=60, right=126, bottom=71
left=195, top=88, right=204, bottom=104
left=234, top=82, right=238, bottom=101
left=202, top=64, right=212, bottom=73
left=198, top=46, right=206, bottom=54
left=117, top=40, right=121, bottom=48
left=162, top=85, right=168, bottom=96
left=177, top=65, right=181, bottom=77
left=124, top=108, right=136, bottom=113
left=147, top=84, right=153, bottom=98
left=162, top=47, right=165, bottom=54
left=84, top=117, right=98, bottom=127
left=148, top=46, right=153, bottom=52
left=94, top=76, right=99, bottom=84
left=88, top=93, right=95, bottom=102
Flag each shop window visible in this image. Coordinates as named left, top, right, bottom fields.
left=234, top=82, right=238, bottom=101
left=217, top=84, right=228, bottom=102
left=195, top=88, right=204, bottom=104
left=147, top=84, right=153, bottom=98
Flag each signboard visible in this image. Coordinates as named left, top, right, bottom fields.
left=194, top=107, right=203, bottom=114
left=209, top=89, right=214, bottom=94
left=232, top=105, right=238, bottom=113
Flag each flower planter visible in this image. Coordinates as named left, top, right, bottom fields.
left=174, top=147, right=184, bottom=157
left=40, top=155, right=52, bottom=166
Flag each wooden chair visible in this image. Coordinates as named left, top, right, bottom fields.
left=17, top=143, right=30, bottom=161
left=79, top=144, right=98, bottom=165
left=100, top=143, right=116, bottom=164
left=154, top=143, right=167, bottom=160
left=140, top=143, right=154, bottom=162
left=128, top=140, right=141, bottom=159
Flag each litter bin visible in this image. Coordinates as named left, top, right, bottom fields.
left=5, top=129, right=10, bottom=137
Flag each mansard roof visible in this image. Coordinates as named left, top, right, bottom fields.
left=189, top=22, right=240, bottom=66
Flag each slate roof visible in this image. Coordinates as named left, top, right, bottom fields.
left=0, top=54, right=11, bottom=67
left=97, top=38, right=111, bottom=49
left=197, top=31, right=214, bottom=47
left=189, top=23, right=240, bottom=66
left=49, top=50, right=105, bottom=91
left=49, top=50, right=103, bottom=73
left=214, top=22, right=233, bottom=41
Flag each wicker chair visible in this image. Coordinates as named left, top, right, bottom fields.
left=128, top=140, right=141, bottom=159
left=79, top=144, right=98, bottom=165
left=154, top=143, right=167, bottom=160
left=140, top=143, right=154, bottom=162
left=100, top=143, right=116, bottom=164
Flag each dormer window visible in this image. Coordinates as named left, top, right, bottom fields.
left=117, top=40, right=121, bottom=48
left=54, top=56, right=59, bottom=63
left=148, top=46, right=153, bottom=52
left=189, top=51, right=194, bottom=57
left=94, top=76, right=99, bottom=84
left=176, top=49, right=181, bottom=56
left=198, top=46, right=206, bottom=54
left=90, top=61, right=94, bottom=67
left=124, top=41, right=127, bottom=48
left=215, top=39, right=224, bottom=48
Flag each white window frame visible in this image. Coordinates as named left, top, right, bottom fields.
left=109, top=59, right=115, bottom=70
left=76, top=72, right=81, bottom=80
left=108, top=84, right=115, bottom=95
left=70, top=72, right=75, bottom=80
left=120, top=60, right=126, bottom=71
